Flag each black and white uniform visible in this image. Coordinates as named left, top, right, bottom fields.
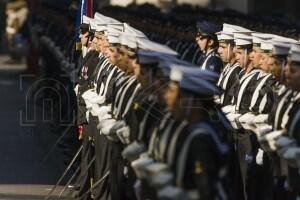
left=217, top=62, right=242, bottom=106
left=197, top=48, right=223, bottom=74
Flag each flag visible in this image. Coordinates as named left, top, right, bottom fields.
left=75, top=0, right=93, bottom=50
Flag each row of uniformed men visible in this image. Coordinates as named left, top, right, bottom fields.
left=216, top=24, right=300, bottom=200
left=73, top=12, right=300, bottom=200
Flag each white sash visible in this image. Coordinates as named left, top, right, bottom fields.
left=281, top=92, right=300, bottom=129
left=236, top=70, right=260, bottom=111
left=249, top=73, right=272, bottom=111
left=274, top=90, right=292, bottom=130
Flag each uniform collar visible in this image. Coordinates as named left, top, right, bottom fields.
left=205, top=48, right=217, bottom=56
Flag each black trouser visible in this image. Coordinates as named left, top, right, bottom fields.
left=247, top=135, right=274, bottom=200
left=110, top=142, right=128, bottom=200
left=237, top=130, right=253, bottom=200
left=92, top=120, right=112, bottom=200
left=77, top=124, right=94, bottom=200
left=237, top=130, right=275, bottom=200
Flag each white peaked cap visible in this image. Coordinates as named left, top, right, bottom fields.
left=223, top=23, right=252, bottom=32
left=137, top=50, right=179, bottom=65
left=272, top=35, right=299, bottom=44
left=290, top=43, right=300, bottom=62
left=217, top=23, right=250, bottom=41
left=251, top=33, right=275, bottom=45
left=271, top=40, right=292, bottom=55
left=120, top=33, right=137, bottom=49
left=108, top=23, right=125, bottom=32
left=94, top=12, right=121, bottom=24
left=96, top=24, right=107, bottom=32
left=136, top=38, right=178, bottom=56
left=89, top=19, right=98, bottom=30
left=123, top=23, right=147, bottom=38
left=104, top=27, right=122, bottom=36
left=217, top=32, right=234, bottom=41
left=260, top=40, right=273, bottom=51
left=170, top=67, right=183, bottom=82
left=107, top=32, right=120, bottom=44
left=82, top=15, right=91, bottom=24
left=270, top=36, right=300, bottom=56
left=234, top=32, right=253, bottom=46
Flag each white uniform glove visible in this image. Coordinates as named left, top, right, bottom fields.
left=99, top=118, right=117, bottom=135
left=253, top=124, right=272, bottom=138
left=82, top=89, right=97, bottom=109
left=95, top=106, right=111, bottom=121
left=90, top=104, right=100, bottom=116
left=74, top=84, right=79, bottom=96
left=89, top=95, right=105, bottom=105
left=131, top=153, right=154, bottom=179
left=253, top=114, right=269, bottom=124
left=222, top=105, right=235, bottom=114
left=256, top=148, right=264, bottom=165
left=258, top=130, right=286, bottom=151
left=116, top=126, right=131, bottom=144
left=226, top=113, right=241, bottom=129
left=238, top=112, right=255, bottom=130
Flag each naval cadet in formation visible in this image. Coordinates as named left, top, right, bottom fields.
left=35, top=6, right=300, bottom=200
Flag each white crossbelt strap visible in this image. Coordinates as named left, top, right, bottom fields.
left=201, top=54, right=213, bottom=70
left=158, top=120, right=175, bottom=161
left=122, top=83, right=141, bottom=118
left=116, top=77, right=136, bottom=118
left=281, top=92, right=300, bottom=129
left=113, top=76, right=131, bottom=116
left=249, top=74, right=272, bottom=111
left=102, top=66, right=117, bottom=96
left=176, top=129, right=207, bottom=186
left=96, top=59, right=109, bottom=82
left=138, top=100, right=157, bottom=141
left=148, top=113, right=171, bottom=156
left=217, top=63, right=230, bottom=86
left=289, top=109, right=300, bottom=137
left=167, top=120, right=188, bottom=166
left=236, top=70, right=260, bottom=111
left=176, top=123, right=229, bottom=186
left=258, top=93, right=268, bottom=113
left=274, top=90, right=292, bottom=130
left=220, top=63, right=240, bottom=104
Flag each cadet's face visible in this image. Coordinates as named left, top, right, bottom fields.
left=101, top=38, right=109, bottom=53
left=259, top=52, right=271, bottom=73
left=164, top=82, right=179, bottom=111
left=79, top=32, right=89, bottom=47
left=249, top=46, right=262, bottom=68
left=268, top=56, right=284, bottom=80
left=95, top=36, right=104, bottom=52
left=154, top=70, right=167, bottom=106
left=196, top=35, right=208, bottom=51
left=91, top=36, right=98, bottom=51
left=106, top=46, right=120, bottom=65
left=218, top=42, right=233, bottom=62
left=284, top=58, right=300, bottom=90
left=172, top=91, right=194, bottom=120
left=137, top=67, right=150, bottom=89
left=117, top=49, right=135, bottom=74
left=117, top=48, right=130, bottom=69
left=131, top=58, right=140, bottom=76
left=235, top=48, right=250, bottom=68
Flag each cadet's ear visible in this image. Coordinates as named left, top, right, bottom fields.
left=208, top=38, right=215, bottom=47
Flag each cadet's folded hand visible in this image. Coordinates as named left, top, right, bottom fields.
left=116, top=126, right=131, bottom=144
